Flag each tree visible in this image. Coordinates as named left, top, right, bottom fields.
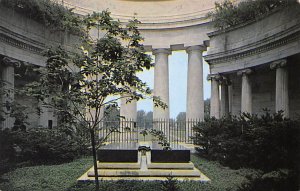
left=136, top=110, right=153, bottom=129
left=145, top=111, right=153, bottom=129
left=103, top=105, right=120, bottom=122
left=102, top=106, right=120, bottom=131
left=176, top=112, right=186, bottom=122
left=145, top=111, right=153, bottom=120
left=23, top=11, right=166, bottom=191
left=176, top=112, right=186, bottom=130
left=204, top=98, right=210, bottom=118
left=137, top=110, right=146, bottom=124
left=0, top=77, right=29, bottom=130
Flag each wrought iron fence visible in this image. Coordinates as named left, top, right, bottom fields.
left=98, top=119, right=200, bottom=144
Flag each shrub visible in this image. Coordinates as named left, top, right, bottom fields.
left=0, top=127, right=90, bottom=170
left=0, top=0, right=83, bottom=33
left=208, top=0, right=295, bottom=30
left=238, top=169, right=298, bottom=191
left=0, top=129, right=16, bottom=175
left=193, top=111, right=300, bottom=190
left=17, top=128, right=90, bottom=164
left=193, top=111, right=300, bottom=171
left=161, top=176, right=180, bottom=191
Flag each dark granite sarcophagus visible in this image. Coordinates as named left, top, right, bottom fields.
left=150, top=142, right=190, bottom=163
left=97, top=142, right=139, bottom=162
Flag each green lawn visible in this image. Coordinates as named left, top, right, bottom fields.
left=0, top=155, right=253, bottom=191
left=0, top=157, right=92, bottom=191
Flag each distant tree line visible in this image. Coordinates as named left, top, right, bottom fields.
left=101, top=98, right=210, bottom=129
left=137, top=110, right=153, bottom=129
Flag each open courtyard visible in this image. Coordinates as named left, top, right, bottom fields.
left=0, top=0, right=299, bottom=190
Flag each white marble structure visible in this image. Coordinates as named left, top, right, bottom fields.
left=153, top=49, right=171, bottom=120
left=186, top=46, right=206, bottom=121
left=205, top=4, right=300, bottom=118
left=0, top=1, right=215, bottom=139
left=0, top=6, right=76, bottom=128
left=1, top=1, right=299, bottom=142
left=207, top=74, right=220, bottom=119
left=270, top=60, right=289, bottom=118
left=60, top=0, right=218, bottom=124
left=120, top=96, right=137, bottom=121
left=1, top=58, right=16, bottom=128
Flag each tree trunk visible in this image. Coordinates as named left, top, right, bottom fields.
left=90, top=128, right=100, bottom=191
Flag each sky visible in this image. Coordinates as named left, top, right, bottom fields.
left=137, top=51, right=211, bottom=118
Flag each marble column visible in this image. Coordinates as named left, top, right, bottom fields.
left=208, top=74, right=221, bottom=118
left=98, top=106, right=106, bottom=138
left=153, top=49, right=171, bottom=120
left=237, top=69, right=253, bottom=114
left=1, top=57, right=16, bottom=129
left=186, top=45, right=206, bottom=121
left=270, top=59, right=289, bottom=117
left=228, top=83, right=233, bottom=113
left=120, top=96, right=137, bottom=121
left=220, top=77, right=230, bottom=117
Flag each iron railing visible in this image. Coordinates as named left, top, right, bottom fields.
left=98, top=119, right=201, bottom=144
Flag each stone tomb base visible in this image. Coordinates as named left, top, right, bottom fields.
left=78, top=142, right=210, bottom=181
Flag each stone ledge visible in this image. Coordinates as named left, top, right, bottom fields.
left=87, top=169, right=201, bottom=177
left=97, top=162, right=141, bottom=169
left=205, top=26, right=300, bottom=65
left=147, top=162, right=194, bottom=170
left=78, top=166, right=210, bottom=182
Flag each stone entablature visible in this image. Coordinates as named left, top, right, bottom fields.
left=0, top=26, right=44, bottom=55
left=0, top=6, right=76, bottom=129
left=62, top=0, right=217, bottom=29
left=205, top=4, right=300, bottom=119
left=204, top=5, right=300, bottom=74
left=61, top=0, right=213, bottom=50
left=0, top=7, right=78, bottom=67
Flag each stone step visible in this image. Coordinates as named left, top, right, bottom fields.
left=97, top=162, right=140, bottom=169
left=87, top=169, right=201, bottom=177
left=147, top=162, right=194, bottom=169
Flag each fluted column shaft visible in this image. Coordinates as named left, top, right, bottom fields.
left=1, top=58, right=15, bottom=128
left=208, top=74, right=220, bottom=118
left=238, top=69, right=252, bottom=114
left=153, top=49, right=171, bottom=120
left=270, top=59, right=289, bottom=117
left=228, top=84, right=233, bottom=113
left=220, top=78, right=230, bottom=117
left=186, top=46, right=206, bottom=121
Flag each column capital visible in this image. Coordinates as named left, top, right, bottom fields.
left=152, top=48, right=172, bottom=56
left=237, top=68, right=253, bottom=76
left=186, top=45, right=206, bottom=54
left=270, top=59, right=287, bottom=70
left=207, top=73, right=221, bottom=81
left=2, top=57, right=20, bottom=67
left=219, top=76, right=232, bottom=85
